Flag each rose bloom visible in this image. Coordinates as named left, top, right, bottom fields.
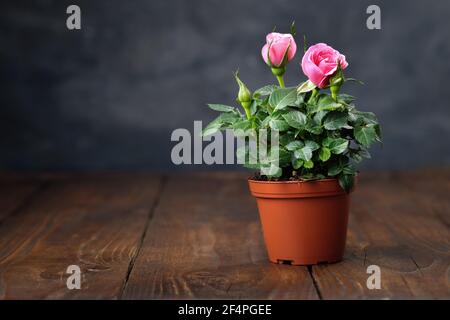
left=301, top=43, right=348, bottom=88
left=261, top=32, right=297, bottom=67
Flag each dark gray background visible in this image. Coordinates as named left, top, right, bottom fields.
left=1, top=0, right=449, bottom=171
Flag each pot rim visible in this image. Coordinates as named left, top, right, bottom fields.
left=247, top=177, right=337, bottom=184
left=248, top=176, right=355, bottom=198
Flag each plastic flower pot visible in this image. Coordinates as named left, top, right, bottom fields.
left=248, top=178, right=353, bottom=265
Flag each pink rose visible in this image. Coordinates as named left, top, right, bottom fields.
left=301, top=43, right=348, bottom=88
left=261, top=32, right=297, bottom=67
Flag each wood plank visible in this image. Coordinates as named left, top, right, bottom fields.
left=123, top=173, right=319, bottom=299
left=0, top=174, right=44, bottom=222
left=1, top=169, right=447, bottom=299
left=0, top=173, right=163, bottom=299
left=311, top=171, right=450, bottom=299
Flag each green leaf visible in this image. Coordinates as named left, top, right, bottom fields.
left=285, top=140, right=304, bottom=151
left=349, top=148, right=371, bottom=163
left=374, top=124, right=382, bottom=142
left=290, top=20, right=296, bottom=36
left=261, top=164, right=282, bottom=178
left=354, top=125, right=377, bottom=147
left=207, top=104, right=236, bottom=112
left=236, top=146, right=246, bottom=163
left=232, top=120, right=253, bottom=136
left=280, top=151, right=292, bottom=166
left=345, top=78, right=365, bottom=85
left=279, top=132, right=296, bottom=146
left=300, top=173, right=314, bottom=180
left=270, top=109, right=286, bottom=119
left=233, top=119, right=252, bottom=130
left=294, top=147, right=312, bottom=161
left=255, top=108, right=269, bottom=120
left=313, top=110, right=329, bottom=124
left=328, top=157, right=349, bottom=176
left=322, top=137, right=333, bottom=147
left=337, top=94, right=356, bottom=104
left=323, top=112, right=348, bottom=130
left=236, top=145, right=259, bottom=166
left=202, top=112, right=241, bottom=136
left=292, top=158, right=303, bottom=170
left=269, top=119, right=290, bottom=131
left=282, top=110, right=307, bottom=129
left=305, top=121, right=323, bottom=135
left=202, top=122, right=222, bottom=136
left=254, top=85, right=278, bottom=97
left=352, top=110, right=379, bottom=125
left=268, top=147, right=291, bottom=167
left=319, top=147, right=331, bottom=162
left=260, top=116, right=271, bottom=128
left=250, top=100, right=258, bottom=116
left=328, top=138, right=349, bottom=154
left=269, top=88, right=297, bottom=111
left=342, top=163, right=356, bottom=175
left=305, top=140, right=320, bottom=151
left=350, top=152, right=362, bottom=163
left=338, top=174, right=354, bottom=193
left=219, top=112, right=241, bottom=123
left=297, top=80, right=316, bottom=94
left=303, top=160, right=314, bottom=169
left=314, top=95, right=344, bottom=113
left=295, top=93, right=305, bottom=105
left=328, top=165, right=342, bottom=176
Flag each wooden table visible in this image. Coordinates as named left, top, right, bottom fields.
left=0, top=170, right=448, bottom=300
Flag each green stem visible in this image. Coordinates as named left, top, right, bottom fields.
left=331, top=86, right=338, bottom=101
left=242, top=101, right=252, bottom=120
left=276, top=75, right=285, bottom=88
left=308, top=88, right=319, bottom=103
left=271, top=67, right=286, bottom=88
left=243, top=107, right=252, bottom=120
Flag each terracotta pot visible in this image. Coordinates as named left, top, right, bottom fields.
left=248, top=178, right=352, bottom=265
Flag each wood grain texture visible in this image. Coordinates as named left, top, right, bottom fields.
left=310, top=170, right=450, bottom=299
left=122, top=173, right=319, bottom=299
left=0, top=173, right=163, bottom=299
left=0, top=170, right=448, bottom=299
left=0, top=174, right=43, bottom=222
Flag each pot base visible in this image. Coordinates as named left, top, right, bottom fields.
left=270, top=256, right=343, bottom=266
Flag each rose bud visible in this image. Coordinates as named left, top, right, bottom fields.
left=234, top=71, right=252, bottom=119
left=261, top=32, right=297, bottom=68
left=301, top=43, right=348, bottom=89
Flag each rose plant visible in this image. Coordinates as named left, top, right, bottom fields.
left=203, top=25, right=381, bottom=193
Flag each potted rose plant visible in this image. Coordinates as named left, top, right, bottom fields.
left=203, top=25, right=381, bottom=265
